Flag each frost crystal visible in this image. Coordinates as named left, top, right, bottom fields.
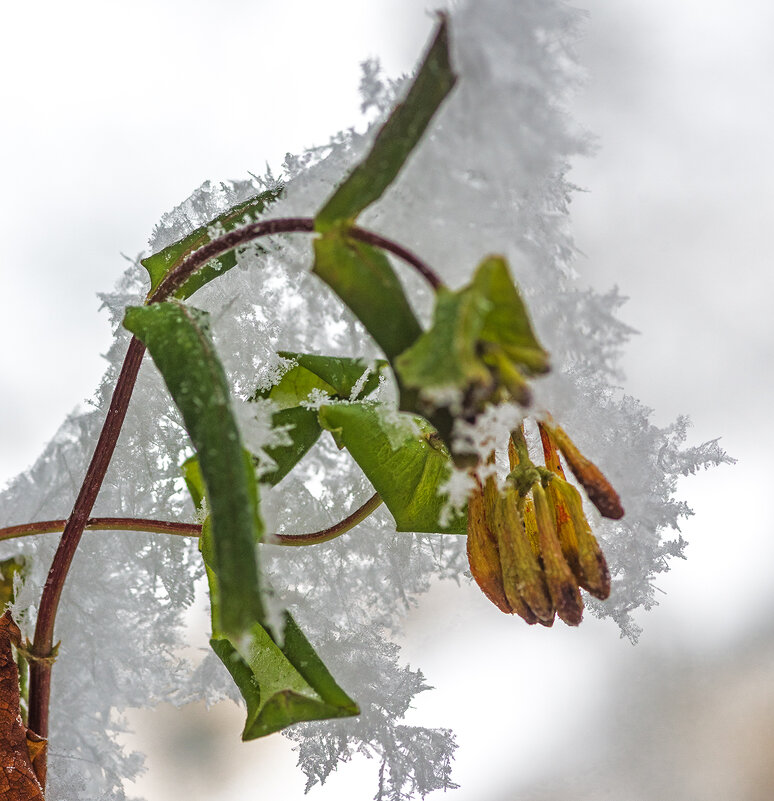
left=0, top=0, right=732, bottom=799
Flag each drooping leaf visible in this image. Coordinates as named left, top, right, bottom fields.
left=123, top=302, right=264, bottom=638
left=317, top=402, right=466, bottom=534
left=210, top=613, right=359, bottom=740
left=312, top=234, right=423, bottom=365
left=0, top=611, right=45, bottom=799
left=141, top=186, right=283, bottom=300
left=254, top=352, right=388, bottom=485
left=183, top=468, right=359, bottom=739
left=316, top=15, right=456, bottom=230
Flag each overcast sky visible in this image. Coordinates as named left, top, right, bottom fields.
left=1, top=2, right=772, bottom=799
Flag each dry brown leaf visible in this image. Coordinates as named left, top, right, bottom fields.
left=0, top=610, right=45, bottom=800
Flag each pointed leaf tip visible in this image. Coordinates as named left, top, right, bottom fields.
left=316, top=15, right=456, bottom=230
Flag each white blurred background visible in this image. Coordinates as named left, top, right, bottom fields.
left=1, top=1, right=772, bottom=799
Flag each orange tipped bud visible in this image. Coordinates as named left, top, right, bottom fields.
left=537, top=422, right=565, bottom=477
left=546, top=423, right=624, bottom=520
left=553, top=478, right=611, bottom=600
left=468, top=421, right=615, bottom=627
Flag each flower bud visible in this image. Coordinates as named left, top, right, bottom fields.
left=545, top=423, right=624, bottom=519
left=491, top=482, right=554, bottom=624
left=532, top=483, right=584, bottom=626
left=553, top=478, right=611, bottom=600
left=545, top=478, right=582, bottom=581
left=466, top=477, right=523, bottom=616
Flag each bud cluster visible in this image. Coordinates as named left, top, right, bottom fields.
left=466, top=420, right=623, bottom=625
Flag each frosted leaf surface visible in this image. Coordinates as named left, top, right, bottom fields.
left=0, top=0, right=733, bottom=798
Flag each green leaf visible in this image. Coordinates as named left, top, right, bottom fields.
left=141, top=186, right=283, bottom=300
left=312, top=234, right=422, bottom=364
left=471, top=256, right=549, bottom=374
left=181, top=454, right=206, bottom=511
left=310, top=17, right=455, bottom=392
left=256, top=351, right=387, bottom=408
left=254, top=352, right=388, bottom=486
left=183, top=465, right=359, bottom=739
left=316, top=16, right=456, bottom=230
left=210, top=612, right=359, bottom=740
left=395, top=255, right=549, bottom=428
left=394, top=284, right=492, bottom=393
left=123, top=302, right=264, bottom=637
left=258, top=406, right=323, bottom=486
left=317, top=402, right=466, bottom=534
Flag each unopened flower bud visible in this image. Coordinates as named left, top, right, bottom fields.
left=532, top=483, right=584, bottom=626
left=553, top=478, right=611, bottom=600
left=491, top=482, right=554, bottom=624
left=466, top=477, right=519, bottom=616
left=545, top=422, right=624, bottom=520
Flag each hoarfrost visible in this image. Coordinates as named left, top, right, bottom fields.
left=0, top=0, right=733, bottom=799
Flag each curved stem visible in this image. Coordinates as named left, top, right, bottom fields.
left=150, top=217, right=443, bottom=302
left=0, top=492, right=383, bottom=548
left=347, top=227, right=443, bottom=290
left=272, top=492, right=383, bottom=546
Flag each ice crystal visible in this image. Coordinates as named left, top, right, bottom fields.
left=0, top=0, right=732, bottom=798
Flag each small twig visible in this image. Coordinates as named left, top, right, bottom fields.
left=0, top=492, right=383, bottom=548
left=0, top=518, right=201, bottom=541
left=271, top=492, right=384, bottom=546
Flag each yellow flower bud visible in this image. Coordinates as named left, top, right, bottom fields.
left=466, top=477, right=522, bottom=617
left=490, top=482, right=554, bottom=624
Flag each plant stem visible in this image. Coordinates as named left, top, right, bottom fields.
left=0, top=518, right=202, bottom=541
left=348, top=227, right=443, bottom=290
left=150, top=217, right=443, bottom=301
left=272, top=491, right=383, bottom=546
left=0, top=492, right=383, bottom=548
left=27, top=336, right=146, bottom=784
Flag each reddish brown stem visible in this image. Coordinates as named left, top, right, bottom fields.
left=348, top=227, right=443, bottom=290
left=0, top=491, right=382, bottom=547
left=0, top=518, right=202, bottom=541
left=27, top=336, right=146, bottom=781
left=150, top=217, right=443, bottom=301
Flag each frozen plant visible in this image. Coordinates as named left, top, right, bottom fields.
left=0, top=3, right=733, bottom=800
